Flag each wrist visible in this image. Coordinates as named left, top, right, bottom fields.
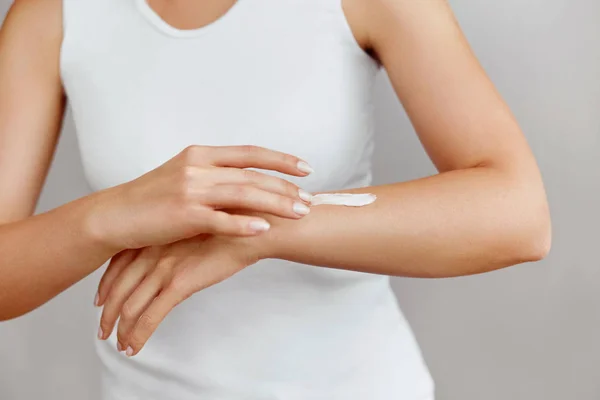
left=223, top=213, right=283, bottom=263
left=249, top=228, right=278, bottom=261
left=79, top=188, right=126, bottom=255
left=248, top=214, right=289, bottom=261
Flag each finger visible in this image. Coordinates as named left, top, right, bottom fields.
left=202, top=185, right=311, bottom=219
left=98, top=248, right=161, bottom=341
left=96, top=249, right=140, bottom=307
left=206, top=168, right=312, bottom=202
left=208, top=145, right=314, bottom=177
left=116, top=267, right=169, bottom=347
left=123, top=286, right=184, bottom=357
left=188, top=208, right=272, bottom=236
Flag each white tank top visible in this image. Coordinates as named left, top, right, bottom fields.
left=60, top=0, right=434, bottom=399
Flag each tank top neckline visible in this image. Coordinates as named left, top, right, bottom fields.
left=134, top=0, right=246, bottom=38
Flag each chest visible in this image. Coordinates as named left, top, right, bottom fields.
left=61, top=2, right=378, bottom=191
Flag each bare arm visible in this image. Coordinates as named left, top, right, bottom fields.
left=0, top=0, right=314, bottom=321
left=95, top=0, right=552, bottom=355
left=255, top=0, right=551, bottom=277
left=0, top=0, right=120, bottom=320
left=0, top=0, right=65, bottom=220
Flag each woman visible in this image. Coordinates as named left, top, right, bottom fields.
left=0, top=0, right=551, bottom=399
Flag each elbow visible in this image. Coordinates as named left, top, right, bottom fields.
left=522, top=219, right=552, bottom=262
left=497, top=167, right=552, bottom=265
left=0, top=296, right=33, bottom=322
left=514, top=202, right=552, bottom=264
left=0, top=314, right=14, bottom=323
left=0, top=308, right=23, bottom=322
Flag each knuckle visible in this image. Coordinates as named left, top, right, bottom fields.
left=137, top=313, right=155, bottom=332
left=233, top=185, right=250, bottom=199
left=180, top=166, right=196, bottom=185
left=240, top=145, right=259, bottom=154
left=167, top=277, right=190, bottom=303
left=237, top=145, right=262, bottom=160
left=241, top=169, right=259, bottom=182
left=129, top=315, right=154, bottom=348
left=283, top=180, right=299, bottom=196
left=175, top=171, right=195, bottom=202
left=155, top=258, right=176, bottom=276
left=121, top=302, right=136, bottom=321
left=181, top=145, right=204, bottom=163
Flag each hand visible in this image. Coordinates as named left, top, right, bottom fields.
left=95, top=233, right=268, bottom=356
left=85, top=145, right=313, bottom=252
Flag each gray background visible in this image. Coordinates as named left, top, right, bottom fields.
left=1, top=0, right=598, bottom=399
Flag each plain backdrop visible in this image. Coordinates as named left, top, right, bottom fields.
left=1, top=0, right=599, bottom=399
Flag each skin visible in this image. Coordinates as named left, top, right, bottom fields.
left=0, top=0, right=551, bottom=358
left=0, top=0, right=312, bottom=320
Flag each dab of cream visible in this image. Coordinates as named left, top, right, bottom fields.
left=310, top=193, right=377, bottom=207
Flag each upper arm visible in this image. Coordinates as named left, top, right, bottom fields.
left=349, top=0, right=538, bottom=175
left=0, top=0, right=66, bottom=222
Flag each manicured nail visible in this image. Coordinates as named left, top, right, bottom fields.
left=298, top=189, right=313, bottom=203
left=297, top=161, right=314, bottom=175
left=94, top=293, right=99, bottom=307
left=117, top=342, right=123, bottom=352
left=126, top=346, right=134, bottom=357
left=249, top=220, right=270, bottom=233
left=293, top=202, right=310, bottom=216
left=97, top=327, right=103, bottom=340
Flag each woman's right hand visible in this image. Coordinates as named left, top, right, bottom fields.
left=86, top=145, right=314, bottom=252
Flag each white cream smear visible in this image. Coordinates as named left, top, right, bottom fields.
left=310, top=193, right=377, bottom=207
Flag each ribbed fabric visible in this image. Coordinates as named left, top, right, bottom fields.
left=60, top=0, right=434, bottom=398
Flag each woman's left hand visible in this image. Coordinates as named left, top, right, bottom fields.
left=95, top=233, right=266, bottom=357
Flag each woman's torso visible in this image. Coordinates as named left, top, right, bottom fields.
left=60, top=0, right=434, bottom=398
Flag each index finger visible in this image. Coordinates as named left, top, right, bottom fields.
left=209, top=145, right=314, bottom=176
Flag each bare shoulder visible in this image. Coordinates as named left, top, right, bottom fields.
left=343, top=0, right=460, bottom=54
left=1, top=0, right=64, bottom=82
left=7, top=0, right=62, bottom=16
left=2, top=0, right=63, bottom=41
left=0, top=0, right=66, bottom=220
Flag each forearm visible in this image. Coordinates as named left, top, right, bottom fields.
left=261, top=166, right=551, bottom=278
left=0, top=194, right=117, bottom=320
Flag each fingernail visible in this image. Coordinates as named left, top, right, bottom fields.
left=293, top=202, right=310, bottom=216
left=298, top=189, right=313, bottom=203
left=297, top=161, right=314, bottom=175
left=97, top=327, right=103, bottom=340
left=94, top=293, right=99, bottom=307
left=249, top=220, right=270, bottom=233
left=126, top=346, right=134, bottom=357
left=117, top=342, right=123, bottom=352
